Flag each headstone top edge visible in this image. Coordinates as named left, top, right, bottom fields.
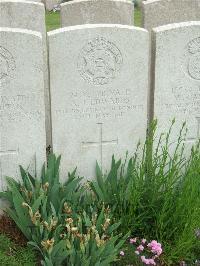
left=0, top=27, right=43, bottom=38
left=60, top=0, right=133, bottom=7
left=0, top=0, right=44, bottom=7
left=153, top=21, right=200, bottom=33
left=142, top=0, right=163, bottom=5
left=143, top=0, right=199, bottom=6
left=48, top=24, right=148, bottom=37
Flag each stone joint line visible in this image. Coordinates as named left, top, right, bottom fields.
left=82, top=123, right=118, bottom=168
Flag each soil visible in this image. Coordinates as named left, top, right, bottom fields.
left=0, top=213, right=27, bottom=247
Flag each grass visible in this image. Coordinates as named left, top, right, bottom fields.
left=45, top=11, right=60, bottom=32
left=0, top=234, right=36, bottom=266
left=45, top=8, right=142, bottom=32
left=134, top=8, right=142, bottom=27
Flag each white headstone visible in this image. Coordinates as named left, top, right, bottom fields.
left=142, top=0, right=200, bottom=32
left=60, top=0, right=134, bottom=27
left=0, top=28, right=46, bottom=190
left=48, top=24, right=149, bottom=179
left=152, top=22, right=200, bottom=148
left=0, top=0, right=51, bottom=149
left=0, top=1, right=45, bottom=31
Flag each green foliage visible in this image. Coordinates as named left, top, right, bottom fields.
left=88, top=121, right=200, bottom=265
left=0, top=155, right=83, bottom=243
left=131, top=121, right=200, bottom=264
left=0, top=234, right=36, bottom=266
left=0, top=154, right=127, bottom=266
left=1, top=122, right=200, bottom=265
left=39, top=207, right=128, bottom=266
left=114, top=242, right=138, bottom=266
left=88, top=155, right=133, bottom=232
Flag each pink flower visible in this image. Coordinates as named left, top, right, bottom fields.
left=135, top=250, right=140, bottom=255
left=130, top=237, right=137, bottom=244
left=141, top=256, right=149, bottom=264
left=120, top=251, right=125, bottom=256
left=141, top=256, right=156, bottom=265
left=148, top=240, right=162, bottom=256
left=141, top=256, right=146, bottom=262
left=148, top=258, right=156, bottom=265
left=137, top=244, right=144, bottom=251
left=142, top=238, right=147, bottom=244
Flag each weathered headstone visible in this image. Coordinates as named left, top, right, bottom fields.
left=0, top=0, right=51, bottom=149
left=48, top=24, right=149, bottom=179
left=152, top=21, right=200, bottom=147
left=142, top=0, right=200, bottom=32
left=0, top=28, right=46, bottom=190
left=0, top=0, right=45, bottom=31
left=60, top=0, right=134, bottom=27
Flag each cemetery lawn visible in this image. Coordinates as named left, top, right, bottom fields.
left=45, top=8, right=142, bottom=31
left=46, top=11, right=60, bottom=31
left=134, top=8, right=142, bottom=27
left=0, top=234, right=36, bottom=265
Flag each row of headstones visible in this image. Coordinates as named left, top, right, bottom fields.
left=60, top=0, right=200, bottom=28
left=2, top=0, right=200, bottom=30
left=27, top=0, right=135, bottom=14
left=0, top=0, right=200, bottom=190
left=18, top=0, right=200, bottom=22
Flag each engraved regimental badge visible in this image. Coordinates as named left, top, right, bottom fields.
left=186, top=37, right=200, bottom=80
left=0, top=46, right=15, bottom=84
left=77, top=37, right=123, bottom=85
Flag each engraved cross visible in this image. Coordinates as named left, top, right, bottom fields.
left=0, top=148, right=19, bottom=189
left=185, top=117, right=200, bottom=143
left=82, top=123, right=118, bottom=168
